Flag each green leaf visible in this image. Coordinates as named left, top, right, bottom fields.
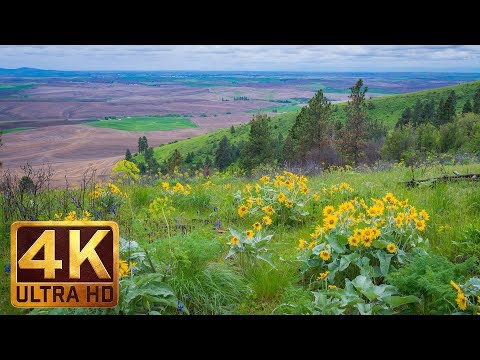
left=256, top=253, right=276, bottom=269
left=337, top=234, right=349, bottom=246
left=356, top=302, right=373, bottom=315
left=383, top=295, right=419, bottom=308
left=372, top=239, right=389, bottom=249
left=376, top=251, right=394, bottom=276
left=325, top=234, right=346, bottom=254
left=338, top=256, right=352, bottom=272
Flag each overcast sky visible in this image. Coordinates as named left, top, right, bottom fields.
left=0, top=45, right=479, bottom=72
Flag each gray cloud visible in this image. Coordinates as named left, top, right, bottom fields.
left=0, top=45, right=479, bottom=71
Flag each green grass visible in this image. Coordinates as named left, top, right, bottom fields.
left=0, top=127, right=36, bottom=133
left=0, top=83, right=36, bottom=91
left=86, top=115, right=199, bottom=131
left=246, top=104, right=302, bottom=114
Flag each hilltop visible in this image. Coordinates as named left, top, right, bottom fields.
left=147, top=80, right=480, bottom=165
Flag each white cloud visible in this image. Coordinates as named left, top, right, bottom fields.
left=0, top=45, right=479, bottom=71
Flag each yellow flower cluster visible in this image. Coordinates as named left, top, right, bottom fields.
left=161, top=181, right=191, bottom=195
left=90, top=182, right=127, bottom=199
left=56, top=210, right=92, bottom=221
left=301, top=192, right=429, bottom=256
left=148, top=196, right=176, bottom=216
left=107, top=182, right=128, bottom=197
left=450, top=280, right=467, bottom=311
left=119, top=259, right=137, bottom=278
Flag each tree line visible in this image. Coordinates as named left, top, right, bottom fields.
left=124, top=80, right=480, bottom=176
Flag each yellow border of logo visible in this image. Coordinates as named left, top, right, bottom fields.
left=11, top=221, right=119, bottom=308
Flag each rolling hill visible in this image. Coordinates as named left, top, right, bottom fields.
left=140, top=80, right=480, bottom=165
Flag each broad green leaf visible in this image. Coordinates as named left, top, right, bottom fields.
left=325, top=235, right=346, bottom=254
left=383, top=295, right=419, bottom=308
left=372, top=239, right=390, bottom=249
left=376, top=251, right=394, bottom=276
left=256, top=253, right=276, bottom=269
left=356, top=302, right=373, bottom=315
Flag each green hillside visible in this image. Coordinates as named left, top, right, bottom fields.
left=146, top=80, right=480, bottom=164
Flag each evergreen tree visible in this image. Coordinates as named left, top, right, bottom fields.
left=338, top=79, right=369, bottom=165
left=214, top=135, right=233, bottom=171
left=422, top=98, right=435, bottom=123
left=239, top=114, right=275, bottom=171
left=166, top=149, right=183, bottom=173
left=125, top=148, right=132, bottom=161
left=204, top=155, right=212, bottom=167
left=395, top=107, right=412, bottom=129
left=438, top=91, right=457, bottom=125
left=274, top=133, right=284, bottom=163
left=285, top=90, right=332, bottom=163
left=138, top=162, right=147, bottom=175
left=462, top=100, right=473, bottom=114
left=138, top=136, right=148, bottom=153
left=473, top=86, right=480, bottom=114
left=412, top=99, right=423, bottom=127
left=435, top=98, right=445, bottom=126
left=185, top=152, right=195, bottom=164
left=230, top=125, right=235, bottom=134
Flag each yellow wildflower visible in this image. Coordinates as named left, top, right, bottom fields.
left=230, top=236, right=240, bottom=246
left=323, top=214, right=338, bottom=230
left=416, top=219, right=426, bottom=232
left=386, top=243, right=397, bottom=253
left=277, top=193, right=286, bottom=203
left=450, top=280, right=461, bottom=292
left=238, top=205, right=248, bottom=218
left=285, top=199, right=294, bottom=208
left=322, top=205, right=335, bottom=217
left=316, top=271, right=330, bottom=281
left=246, top=230, right=254, bottom=238
left=253, top=222, right=262, bottom=231
left=263, top=215, right=272, bottom=226
left=348, top=235, right=360, bottom=247
left=456, top=292, right=467, bottom=311
left=297, top=239, right=307, bottom=251
left=419, top=209, right=430, bottom=221
left=320, top=250, right=331, bottom=261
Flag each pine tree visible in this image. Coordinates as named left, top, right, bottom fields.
left=412, top=99, right=423, bottom=127
left=230, top=125, right=235, bottom=134
left=339, top=79, right=369, bottom=165
left=239, top=114, right=274, bottom=171
left=462, top=100, right=473, bottom=114
left=422, top=98, right=435, bottom=123
left=286, top=90, right=332, bottom=163
left=166, top=149, right=183, bottom=173
left=185, top=152, right=195, bottom=164
left=438, top=91, right=457, bottom=125
left=214, top=135, right=233, bottom=171
left=138, top=136, right=148, bottom=153
left=435, top=98, right=445, bottom=126
left=274, top=133, right=284, bottom=163
left=125, top=148, right=132, bottom=161
left=396, top=107, right=412, bottom=129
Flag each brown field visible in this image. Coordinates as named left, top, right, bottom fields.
left=0, top=80, right=318, bottom=185
left=0, top=113, right=255, bottom=186
left=0, top=82, right=314, bottom=123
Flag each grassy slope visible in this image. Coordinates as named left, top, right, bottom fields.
left=2, top=161, right=479, bottom=314
left=150, top=80, right=480, bottom=164
left=86, top=115, right=199, bottom=131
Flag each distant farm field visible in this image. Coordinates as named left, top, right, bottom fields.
left=86, top=115, right=199, bottom=131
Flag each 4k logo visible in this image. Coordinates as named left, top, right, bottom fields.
left=11, top=221, right=119, bottom=308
